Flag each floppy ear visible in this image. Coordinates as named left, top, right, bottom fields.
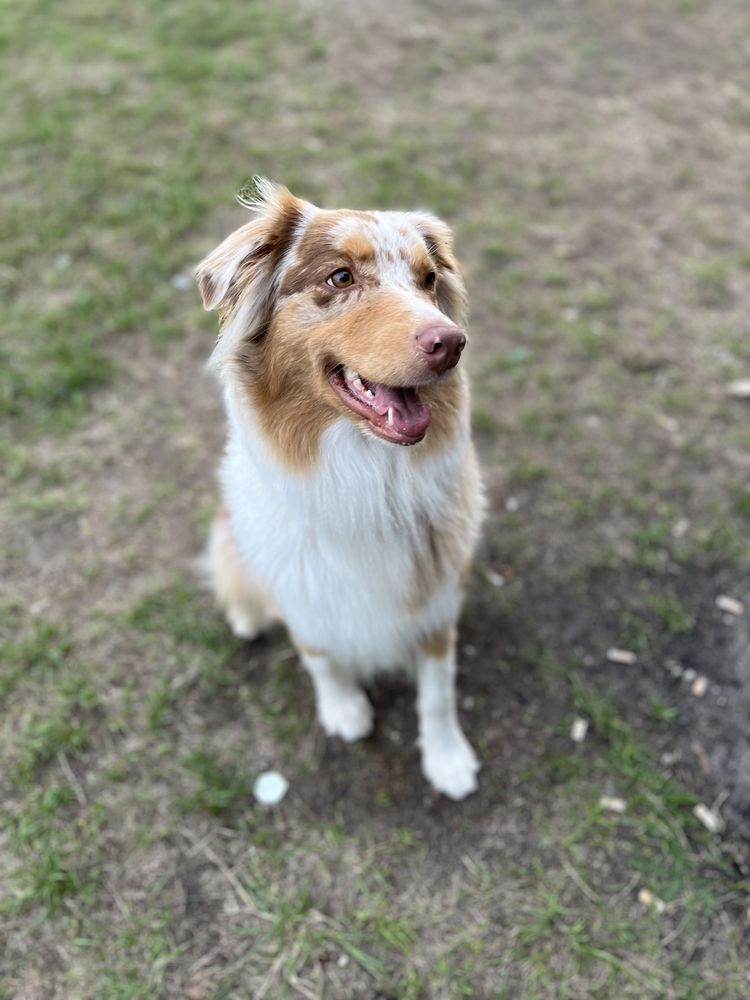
left=195, top=177, right=306, bottom=314
left=411, top=214, right=467, bottom=325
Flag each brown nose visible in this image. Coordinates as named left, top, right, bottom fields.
left=415, top=325, right=466, bottom=374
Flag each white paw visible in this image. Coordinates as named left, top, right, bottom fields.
left=227, top=608, right=262, bottom=641
left=421, top=727, right=480, bottom=800
left=318, top=689, right=374, bottom=743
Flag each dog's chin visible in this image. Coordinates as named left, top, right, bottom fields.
left=326, top=364, right=433, bottom=446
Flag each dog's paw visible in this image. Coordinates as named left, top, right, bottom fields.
left=318, top=689, right=374, bottom=743
left=227, top=608, right=262, bottom=641
left=421, top=728, right=480, bottom=800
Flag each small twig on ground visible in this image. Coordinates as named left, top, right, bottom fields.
left=255, top=951, right=288, bottom=1000
left=289, top=971, right=321, bottom=1000
left=562, top=856, right=600, bottom=903
left=57, top=750, right=87, bottom=806
left=609, top=873, right=640, bottom=906
left=182, top=829, right=272, bottom=922
left=660, top=912, right=690, bottom=948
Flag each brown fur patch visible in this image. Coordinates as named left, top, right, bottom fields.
left=408, top=243, right=433, bottom=276
left=281, top=211, right=375, bottom=297
left=209, top=505, right=277, bottom=630
left=233, top=335, right=338, bottom=470
left=340, top=232, right=376, bottom=263
left=224, top=195, right=303, bottom=315
left=421, top=628, right=454, bottom=659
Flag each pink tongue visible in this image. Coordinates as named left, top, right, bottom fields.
left=371, top=384, right=432, bottom=437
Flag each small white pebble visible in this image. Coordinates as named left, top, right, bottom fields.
left=726, top=378, right=750, bottom=399
left=671, top=518, right=690, bottom=539
left=171, top=273, right=193, bottom=291
left=599, top=795, right=626, bottom=813
left=607, top=648, right=637, bottom=665
left=682, top=667, right=697, bottom=684
left=716, top=595, right=744, bottom=616
left=253, top=771, right=288, bottom=806
left=638, top=888, right=666, bottom=913
left=505, top=496, right=520, bottom=512
left=693, top=803, right=723, bottom=833
left=570, top=717, right=589, bottom=743
left=337, top=954, right=349, bottom=968
left=691, top=676, right=708, bottom=698
left=485, top=569, right=505, bottom=588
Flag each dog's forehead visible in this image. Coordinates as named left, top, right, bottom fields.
left=281, top=208, right=433, bottom=292
left=328, top=211, right=427, bottom=265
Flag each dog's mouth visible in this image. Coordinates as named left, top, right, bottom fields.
left=327, top=365, right=432, bottom=445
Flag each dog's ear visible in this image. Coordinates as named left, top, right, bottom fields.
left=411, top=214, right=467, bottom=325
left=196, top=178, right=306, bottom=313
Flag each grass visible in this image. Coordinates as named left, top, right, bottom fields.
left=3, top=0, right=750, bottom=996
left=179, top=749, right=252, bottom=816
left=1, top=0, right=300, bottom=430
left=126, top=580, right=242, bottom=690
left=509, top=674, right=746, bottom=998
left=11, top=562, right=745, bottom=995
left=0, top=610, right=72, bottom=697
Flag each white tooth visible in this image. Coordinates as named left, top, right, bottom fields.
left=343, top=366, right=358, bottom=382
left=387, top=407, right=394, bottom=426
left=353, top=377, right=364, bottom=391
left=366, top=389, right=375, bottom=399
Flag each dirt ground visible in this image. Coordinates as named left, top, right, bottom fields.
left=2, top=0, right=750, bottom=997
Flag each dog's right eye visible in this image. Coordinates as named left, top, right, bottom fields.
left=327, top=269, right=354, bottom=289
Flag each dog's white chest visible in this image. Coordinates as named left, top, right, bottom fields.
left=221, top=405, right=472, bottom=672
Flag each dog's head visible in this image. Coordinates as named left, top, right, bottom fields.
left=196, top=179, right=468, bottom=464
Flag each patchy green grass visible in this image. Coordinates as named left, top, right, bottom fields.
left=0, top=610, right=72, bottom=697
left=126, top=579, right=241, bottom=690
left=179, top=749, right=253, bottom=816
left=1, top=0, right=302, bottom=430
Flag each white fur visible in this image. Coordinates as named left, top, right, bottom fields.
left=417, top=643, right=480, bottom=798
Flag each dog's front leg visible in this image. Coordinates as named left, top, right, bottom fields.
left=298, top=647, right=374, bottom=743
left=416, top=629, right=480, bottom=800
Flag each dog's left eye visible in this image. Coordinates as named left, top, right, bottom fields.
left=423, top=271, right=437, bottom=291
left=327, top=269, right=354, bottom=289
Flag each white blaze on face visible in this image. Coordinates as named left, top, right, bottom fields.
left=330, top=213, right=447, bottom=327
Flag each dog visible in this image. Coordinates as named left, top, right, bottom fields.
left=196, top=179, right=485, bottom=799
